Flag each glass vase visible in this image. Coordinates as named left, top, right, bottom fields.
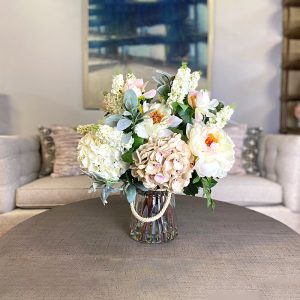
left=129, top=190, right=178, bottom=244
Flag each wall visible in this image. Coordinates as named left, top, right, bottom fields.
left=0, top=0, right=102, bottom=135
left=0, top=0, right=282, bottom=135
left=212, top=0, right=282, bottom=133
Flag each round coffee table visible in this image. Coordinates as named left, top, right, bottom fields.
left=0, top=195, right=300, bottom=299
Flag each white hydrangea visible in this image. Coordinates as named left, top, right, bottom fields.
left=167, top=65, right=191, bottom=107
left=78, top=125, right=133, bottom=181
left=111, top=74, right=124, bottom=95
left=207, top=106, right=234, bottom=129
left=188, top=71, right=201, bottom=91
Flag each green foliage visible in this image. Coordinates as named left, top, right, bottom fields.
left=184, top=171, right=202, bottom=196
left=122, top=150, right=134, bottom=163
left=184, top=173, right=218, bottom=210
left=132, top=134, right=144, bottom=150
left=201, top=177, right=218, bottom=210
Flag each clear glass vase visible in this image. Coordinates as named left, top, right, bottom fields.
left=129, top=190, right=178, bottom=244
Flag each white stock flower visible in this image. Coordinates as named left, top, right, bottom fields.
left=188, top=124, right=235, bottom=179
left=78, top=125, right=133, bottom=181
left=188, top=71, right=201, bottom=91
left=111, top=74, right=124, bottom=95
left=207, top=106, right=234, bottom=129
left=134, top=102, right=182, bottom=139
left=167, top=65, right=191, bottom=107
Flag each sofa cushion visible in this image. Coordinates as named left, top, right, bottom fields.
left=16, top=175, right=102, bottom=208
left=210, top=175, right=282, bottom=206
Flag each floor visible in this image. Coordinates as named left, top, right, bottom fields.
left=0, top=205, right=300, bottom=238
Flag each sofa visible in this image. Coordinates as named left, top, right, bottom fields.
left=0, top=134, right=300, bottom=214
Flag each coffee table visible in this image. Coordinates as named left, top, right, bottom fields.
left=0, top=195, right=300, bottom=299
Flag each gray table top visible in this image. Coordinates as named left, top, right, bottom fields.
left=0, top=195, right=300, bottom=299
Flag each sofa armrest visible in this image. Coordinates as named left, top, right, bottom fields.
left=0, top=135, right=40, bottom=213
left=258, top=134, right=300, bottom=212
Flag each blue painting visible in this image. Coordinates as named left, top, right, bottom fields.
left=84, top=0, right=210, bottom=109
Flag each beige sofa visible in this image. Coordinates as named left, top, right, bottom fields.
left=0, top=134, right=300, bottom=214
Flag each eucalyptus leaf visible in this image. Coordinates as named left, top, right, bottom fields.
left=134, top=182, right=148, bottom=192
left=117, top=118, right=132, bottom=131
left=125, top=184, right=136, bottom=204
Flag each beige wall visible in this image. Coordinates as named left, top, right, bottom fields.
left=0, top=0, right=282, bottom=135
left=212, top=0, right=282, bottom=133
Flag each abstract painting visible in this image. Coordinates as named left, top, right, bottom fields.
left=83, top=0, right=212, bottom=109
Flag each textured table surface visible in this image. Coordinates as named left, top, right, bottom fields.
left=0, top=196, right=300, bottom=300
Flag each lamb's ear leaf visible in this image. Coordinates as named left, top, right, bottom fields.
left=105, top=114, right=123, bottom=127
left=117, top=118, right=132, bottom=131
left=125, top=184, right=136, bottom=204
left=124, top=89, right=138, bottom=112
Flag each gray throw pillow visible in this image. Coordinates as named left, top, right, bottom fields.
left=242, top=127, right=263, bottom=176
left=38, top=126, right=55, bottom=177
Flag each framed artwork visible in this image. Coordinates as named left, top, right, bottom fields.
left=82, top=0, right=213, bottom=109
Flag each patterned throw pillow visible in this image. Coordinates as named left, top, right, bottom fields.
left=224, top=124, right=248, bottom=175
left=50, top=126, right=82, bottom=177
left=38, top=126, right=55, bottom=177
left=242, top=127, right=263, bottom=176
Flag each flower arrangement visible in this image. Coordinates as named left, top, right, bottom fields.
left=77, top=63, right=235, bottom=210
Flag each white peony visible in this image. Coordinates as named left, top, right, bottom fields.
left=134, top=102, right=182, bottom=139
left=78, top=125, right=133, bottom=181
left=188, top=124, right=235, bottom=179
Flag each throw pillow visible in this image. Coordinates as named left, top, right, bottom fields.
left=224, top=124, right=248, bottom=175
left=38, top=126, right=55, bottom=177
left=243, top=127, right=263, bottom=176
left=50, top=125, right=82, bottom=177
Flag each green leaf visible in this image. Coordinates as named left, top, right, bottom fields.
left=124, top=89, right=138, bottom=112
left=169, top=127, right=183, bottom=135
left=201, top=177, right=217, bottom=210
left=132, top=134, right=144, bottom=150
left=172, top=102, right=179, bottom=112
left=178, top=108, right=192, bottom=124
left=179, top=103, right=189, bottom=112
left=192, top=176, right=200, bottom=184
left=122, top=150, right=134, bottom=163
